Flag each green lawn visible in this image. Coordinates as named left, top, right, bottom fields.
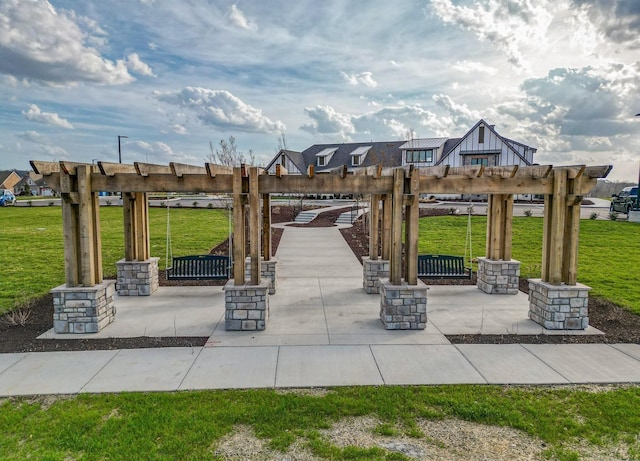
left=1, top=385, right=640, bottom=460
left=419, top=215, right=640, bottom=314
left=0, top=206, right=231, bottom=315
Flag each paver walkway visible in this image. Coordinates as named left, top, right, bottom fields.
left=1, top=226, right=640, bottom=395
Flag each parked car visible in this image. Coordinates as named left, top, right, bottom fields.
left=0, top=189, right=16, bottom=206
left=611, top=186, right=638, bottom=214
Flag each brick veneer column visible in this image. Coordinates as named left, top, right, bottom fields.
left=244, top=257, right=278, bottom=295
left=224, top=280, right=270, bottom=331
left=379, top=279, right=428, bottom=330
left=115, top=257, right=159, bottom=296
left=476, top=258, right=520, bottom=295
left=51, top=280, right=116, bottom=333
left=528, top=279, right=591, bottom=330
left=362, top=257, right=390, bottom=294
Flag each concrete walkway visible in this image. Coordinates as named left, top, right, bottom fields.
left=2, top=226, right=640, bottom=395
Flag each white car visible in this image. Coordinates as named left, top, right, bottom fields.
left=0, top=189, right=16, bottom=206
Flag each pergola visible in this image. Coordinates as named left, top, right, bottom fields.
left=31, top=160, right=611, bottom=334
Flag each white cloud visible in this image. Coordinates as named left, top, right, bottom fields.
left=16, top=130, right=68, bottom=159
left=22, top=104, right=74, bottom=129
left=430, top=0, right=554, bottom=72
left=156, top=87, right=285, bottom=134
left=300, top=105, right=356, bottom=139
left=340, top=71, right=378, bottom=88
left=171, top=124, right=188, bottom=135
left=148, top=42, right=159, bottom=51
left=0, top=0, right=134, bottom=86
left=125, top=53, right=156, bottom=77
left=130, top=140, right=197, bottom=164
left=452, top=60, right=498, bottom=76
left=301, top=104, right=457, bottom=140
left=228, top=4, right=257, bottom=32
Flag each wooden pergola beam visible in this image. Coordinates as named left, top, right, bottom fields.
left=98, top=162, right=137, bottom=176
left=134, top=162, right=172, bottom=176
left=170, top=162, right=207, bottom=177
left=205, top=163, right=234, bottom=177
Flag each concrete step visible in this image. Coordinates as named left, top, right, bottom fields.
left=294, top=211, right=317, bottom=223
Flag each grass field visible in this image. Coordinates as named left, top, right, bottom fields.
left=0, top=206, right=231, bottom=315
left=1, top=385, right=640, bottom=460
left=419, top=215, right=640, bottom=314
left=1, top=206, right=640, bottom=460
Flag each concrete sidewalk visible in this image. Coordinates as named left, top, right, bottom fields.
left=1, top=226, right=639, bottom=396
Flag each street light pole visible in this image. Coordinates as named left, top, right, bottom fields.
left=117, top=135, right=128, bottom=164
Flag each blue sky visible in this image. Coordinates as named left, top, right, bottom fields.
left=1, top=0, right=639, bottom=181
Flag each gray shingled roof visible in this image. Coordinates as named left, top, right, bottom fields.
left=301, top=141, right=405, bottom=171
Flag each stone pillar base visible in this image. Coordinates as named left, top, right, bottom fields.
left=116, top=257, right=159, bottom=296
left=379, top=279, right=428, bottom=330
left=224, top=279, right=269, bottom=331
left=477, top=258, right=520, bottom=294
left=362, top=258, right=390, bottom=294
left=51, top=280, right=116, bottom=334
left=244, top=257, right=278, bottom=294
left=528, top=279, right=591, bottom=330
left=628, top=210, right=640, bottom=223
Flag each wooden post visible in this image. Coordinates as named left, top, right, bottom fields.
left=390, top=168, right=404, bottom=285
left=123, top=193, right=135, bottom=261
left=381, top=194, right=392, bottom=260
left=563, top=176, right=583, bottom=285
left=249, top=167, right=261, bottom=285
left=404, top=168, right=419, bottom=285
left=134, top=192, right=150, bottom=261
left=232, top=167, right=246, bottom=284
left=503, top=194, right=514, bottom=261
left=486, top=194, right=513, bottom=260
left=369, top=194, right=380, bottom=260
left=262, top=193, right=271, bottom=261
left=543, top=169, right=568, bottom=285
left=60, top=171, right=80, bottom=287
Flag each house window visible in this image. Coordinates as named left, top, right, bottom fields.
left=280, top=154, right=286, bottom=169
left=471, top=157, right=488, bottom=166
left=317, top=156, right=326, bottom=167
left=405, top=149, right=433, bottom=163
left=478, top=126, right=485, bottom=144
left=352, top=155, right=361, bottom=166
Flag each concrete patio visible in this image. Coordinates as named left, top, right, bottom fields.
left=1, top=225, right=638, bottom=396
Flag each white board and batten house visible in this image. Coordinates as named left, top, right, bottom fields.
left=265, top=119, right=536, bottom=177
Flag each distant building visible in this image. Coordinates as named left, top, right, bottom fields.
left=265, top=119, right=536, bottom=174
left=0, top=170, right=21, bottom=192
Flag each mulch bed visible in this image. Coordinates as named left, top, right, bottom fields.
left=2, top=205, right=639, bottom=353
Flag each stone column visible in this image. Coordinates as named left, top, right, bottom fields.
left=115, top=257, right=159, bottom=296
left=224, top=280, right=270, bottom=331
left=51, top=280, right=116, bottom=333
left=245, top=257, right=278, bottom=295
left=528, top=279, right=591, bottom=330
left=379, top=279, right=427, bottom=330
left=362, top=257, right=389, bottom=294
left=476, top=258, right=520, bottom=295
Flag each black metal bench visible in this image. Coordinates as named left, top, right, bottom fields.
left=166, top=255, right=231, bottom=280
left=417, top=254, right=472, bottom=279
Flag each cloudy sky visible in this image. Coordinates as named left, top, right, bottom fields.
left=1, top=0, right=639, bottom=181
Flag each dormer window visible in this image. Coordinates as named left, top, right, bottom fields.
left=349, top=146, right=371, bottom=167
left=405, top=149, right=433, bottom=163
left=315, top=147, right=338, bottom=168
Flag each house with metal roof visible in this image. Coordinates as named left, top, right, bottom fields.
left=265, top=119, right=535, bottom=173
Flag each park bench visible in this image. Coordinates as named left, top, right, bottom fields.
left=166, top=255, right=231, bottom=280
left=417, top=254, right=472, bottom=279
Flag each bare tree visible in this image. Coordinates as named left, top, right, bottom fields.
left=276, top=130, right=288, bottom=153
left=206, top=135, right=255, bottom=166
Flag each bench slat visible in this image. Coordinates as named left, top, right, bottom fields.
left=417, top=254, right=471, bottom=279
left=167, top=255, right=230, bottom=280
